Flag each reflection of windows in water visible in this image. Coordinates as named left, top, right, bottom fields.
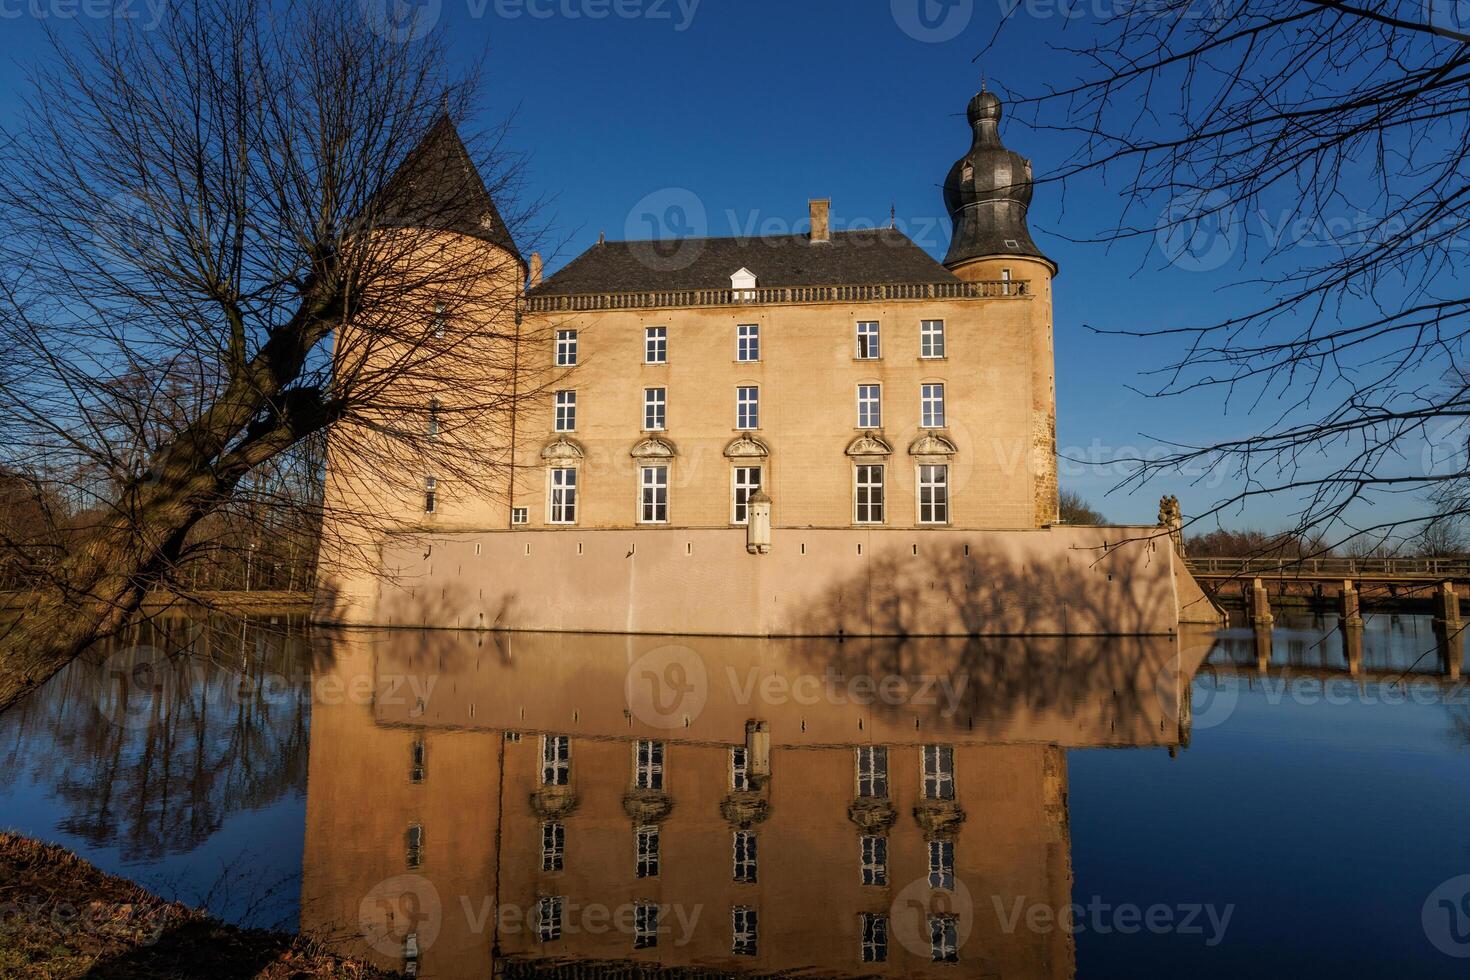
left=861, top=912, right=888, bottom=962
left=922, top=744, right=954, bottom=799
left=537, top=896, right=563, bottom=942
left=410, top=738, right=425, bottom=783
left=634, top=739, right=664, bottom=790
left=733, top=830, right=757, bottom=884
left=861, top=835, right=888, bottom=886
left=636, top=825, right=660, bottom=879
left=540, top=821, right=564, bottom=872
left=928, top=839, right=955, bottom=891
left=405, top=824, right=424, bottom=869
left=730, top=746, right=751, bottom=791
left=732, top=906, right=758, bottom=956
left=930, top=914, right=959, bottom=962
left=542, top=735, right=570, bottom=785
left=856, top=746, right=888, bottom=797
left=634, top=902, right=659, bottom=949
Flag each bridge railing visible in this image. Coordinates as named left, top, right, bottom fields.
left=1185, top=556, right=1470, bottom=579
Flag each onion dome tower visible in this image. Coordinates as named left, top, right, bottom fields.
left=942, top=87, right=1054, bottom=277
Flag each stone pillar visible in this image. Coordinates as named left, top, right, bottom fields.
left=1339, top=579, right=1363, bottom=629
left=746, top=492, right=771, bottom=555
left=1342, top=620, right=1363, bottom=677
left=1433, top=580, right=1461, bottom=630
left=1254, top=622, right=1273, bottom=673
left=1250, top=578, right=1275, bottom=630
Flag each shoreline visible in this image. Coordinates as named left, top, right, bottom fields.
left=0, top=831, right=396, bottom=979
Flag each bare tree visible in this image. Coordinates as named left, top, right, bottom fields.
left=1058, top=489, right=1108, bottom=524
left=0, top=0, right=545, bottom=711
left=987, top=2, right=1470, bottom=551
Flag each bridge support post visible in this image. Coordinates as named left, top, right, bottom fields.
left=1433, top=581, right=1461, bottom=630
left=1250, top=578, right=1275, bottom=630
left=1339, top=580, right=1363, bottom=629
left=1435, top=582, right=1463, bottom=680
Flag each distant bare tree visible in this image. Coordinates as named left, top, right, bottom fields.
left=1058, top=489, right=1108, bottom=524
left=0, top=0, right=546, bottom=711
left=1414, top=517, right=1467, bottom=557
left=988, top=2, right=1470, bottom=551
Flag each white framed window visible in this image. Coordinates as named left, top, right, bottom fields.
left=731, top=466, right=762, bottom=525
left=921, top=383, right=946, bottom=428
left=860, top=835, right=887, bottom=886
left=922, top=744, right=954, bottom=800
left=1001, top=267, right=1013, bottom=295
left=540, top=821, right=565, bottom=872
left=854, top=464, right=884, bottom=524
left=547, top=468, right=577, bottom=525
left=542, top=734, right=570, bottom=785
left=856, top=384, right=881, bottom=429
left=643, top=387, right=667, bottom=431
left=921, top=319, right=946, bottom=358
left=918, top=464, right=949, bottom=524
left=635, top=824, right=660, bottom=879
left=928, top=839, right=955, bottom=890
left=512, top=507, right=529, bottom=525
left=732, top=906, right=758, bottom=956
left=432, top=302, right=447, bottom=339
left=554, top=389, right=577, bottom=432
left=861, top=913, right=888, bottom=963
left=639, top=465, right=669, bottom=524
left=634, top=739, right=664, bottom=790
left=856, top=746, right=888, bottom=798
left=730, top=746, right=751, bottom=791
left=537, top=896, right=563, bottom=942
left=645, top=326, right=667, bottom=364
left=634, top=902, right=659, bottom=949
left=736, top=323, right=760, bottom=362
left=856, top=320, right=880, bottom=359
left=735, top=386, right=759, bottom=430
left=930, top=914, right=959, bottom=962
left=406, top=823, right=424, bottom=869
left=424, top=476, right=437, bottom=514
left=733, top=830, right=757, bottom=883
left=555, top=329, right=578, bottom=366
left=427, top=398, right=441, bottom=439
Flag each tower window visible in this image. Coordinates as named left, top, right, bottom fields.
left=643, top=387, right=666, bottom=431
left=548, top=468, right=577, bottom=524
left=554, top=390, right=577, bottom=432
left=736, top=323, right=760, bottom=362
left=922, top=744, right=954, bottom=799
left=639, top=465, right=669, bottom=524
left=918, top=464, right=949, bottom=524
left=636, top=825, right=660, bottom=878
left=854, top=465, right=884, bottom=524
left=555, top=329, right=578, bottom=366
left=427, top=398, right=441, bottom=439
left=736, top=386, right=759, bottom=430
left=423, top=476, right=437, bottom=514
left=542, top=734, right=570, bottom=785
left=645, top=326, right=667, bottom=364
left=731, top=466, right=762, bottom=525
left=856, top=321, right=881, bottom=359
left=857, top=384, right=881, bottom=429
left=921, top=383, right=946, bottom=428
left=921, top=319, right=946, bottom=358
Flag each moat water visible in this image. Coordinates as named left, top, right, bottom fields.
left=1, top=613, right=1468, bottom=977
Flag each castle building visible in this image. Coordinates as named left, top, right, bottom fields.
left=315, top=89, right=1218, bottom=636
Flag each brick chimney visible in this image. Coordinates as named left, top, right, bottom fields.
left=528, top=251, right=543, bottom=289
left=809, top=199, right=831, bottom=243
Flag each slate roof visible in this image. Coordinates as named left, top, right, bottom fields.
left=532, top=228, right=959, bottom=296
left=376, top=115, right=520, bottom=259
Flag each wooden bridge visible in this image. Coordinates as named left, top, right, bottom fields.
left=1186, top=556, right=1470, bottom=585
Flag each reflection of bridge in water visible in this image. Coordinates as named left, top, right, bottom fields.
left=1206, top=616, right=1465, bottom=684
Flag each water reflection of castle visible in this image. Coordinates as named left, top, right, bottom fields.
left=301, top=630, right=1212, bottom=977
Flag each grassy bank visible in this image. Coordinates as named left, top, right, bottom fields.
left=0, top=832, right=397, bottom=979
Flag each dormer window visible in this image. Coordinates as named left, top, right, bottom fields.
left=730, top=267, right=757, bottom=300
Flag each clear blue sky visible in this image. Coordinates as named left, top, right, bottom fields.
left=0, top=0, right=1442, bottom=533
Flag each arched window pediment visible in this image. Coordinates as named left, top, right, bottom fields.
left=724, top=435, right=770, bottom=459
left=540, top=435, right=585, bottom=461
left=845, top=432, right=893, bottom=458
left=908, top=433, right=958, bottom=458
left=630, top=436, right=677, bottom=460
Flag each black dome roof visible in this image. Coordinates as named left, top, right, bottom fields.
left=942, top=89, right=1051, bottom=270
